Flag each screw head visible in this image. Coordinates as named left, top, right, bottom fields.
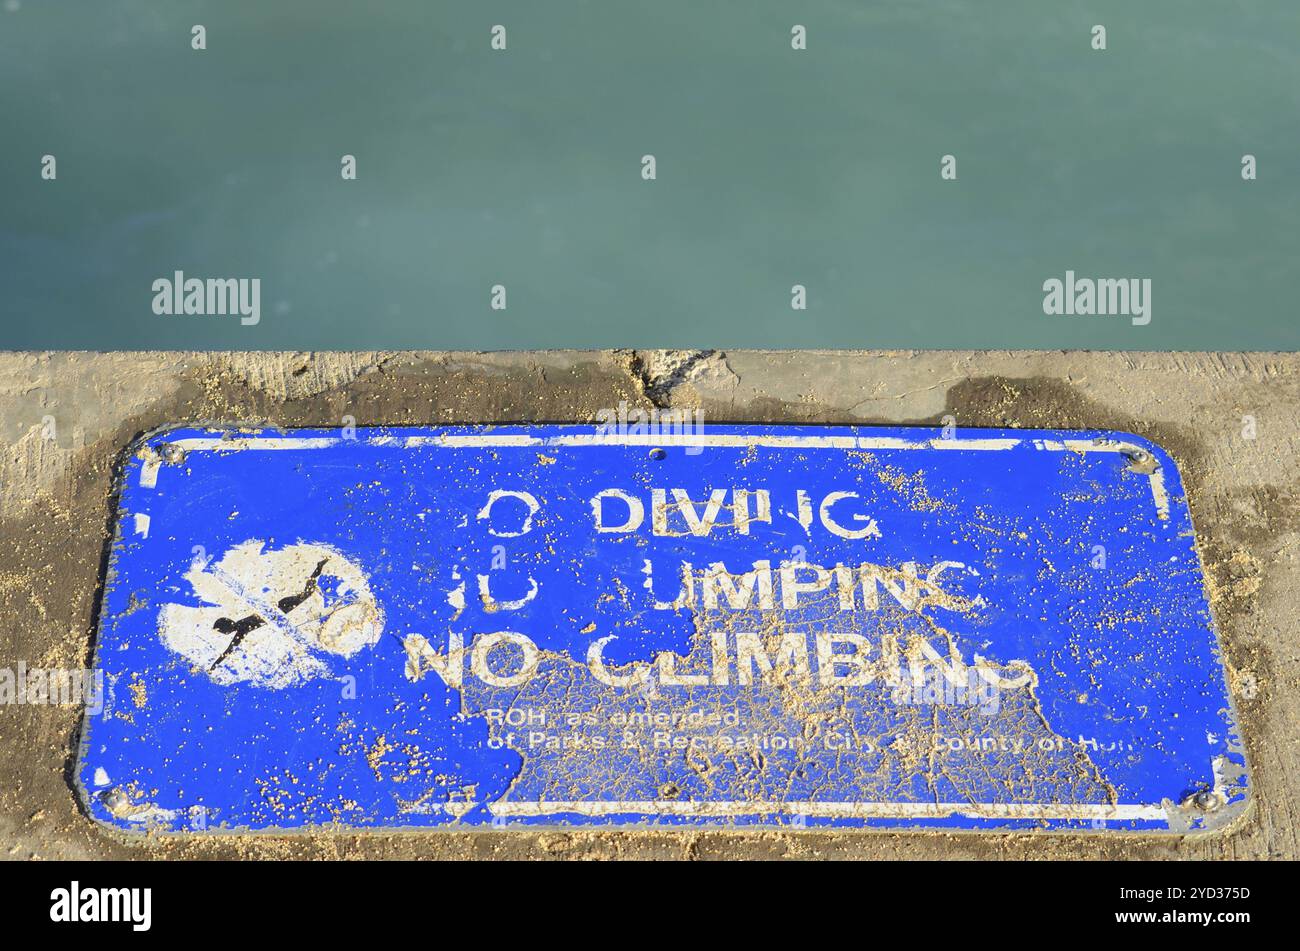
left=1123, top=448, right=1158, bottom=474
left=1193, top=790, right=1220, bottom=811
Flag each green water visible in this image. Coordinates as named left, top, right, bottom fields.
left=2, top=1, right=1297, bottom=350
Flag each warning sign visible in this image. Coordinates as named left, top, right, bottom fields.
left=77, top=425, right=1248, bottom=833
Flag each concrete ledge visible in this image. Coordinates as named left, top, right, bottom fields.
left=1, top=350, right=1294, bottom=859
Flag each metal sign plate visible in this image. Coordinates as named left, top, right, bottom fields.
left=77, top=425, right=1248, bottom=834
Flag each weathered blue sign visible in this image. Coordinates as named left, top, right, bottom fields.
left=77, top=424, right=1248, bottom=834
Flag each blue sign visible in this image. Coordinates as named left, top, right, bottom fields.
left=77, top=424, right=1248, bottom=833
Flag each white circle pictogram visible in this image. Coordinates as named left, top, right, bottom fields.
left=158, top=539, right=384, bottom=688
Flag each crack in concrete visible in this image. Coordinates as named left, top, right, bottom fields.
left=621, top=349, right=725, bottom=408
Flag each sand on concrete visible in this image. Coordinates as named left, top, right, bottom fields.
left=0, top=349, right=1294, bottom=860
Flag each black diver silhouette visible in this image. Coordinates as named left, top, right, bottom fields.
left=209, top=558, right=329, bottom=670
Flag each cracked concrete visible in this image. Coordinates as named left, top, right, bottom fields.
left=0, top=349, right=1296, bottom=859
